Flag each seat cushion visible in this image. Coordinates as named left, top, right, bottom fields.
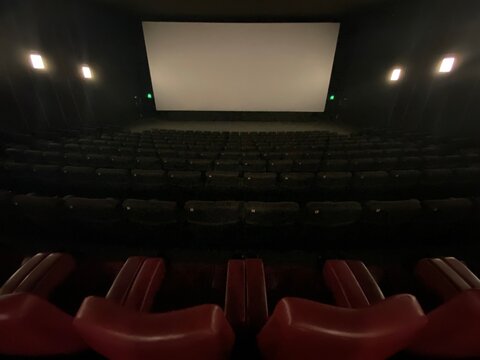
left=74, top=297, right=235, bottom=360
left=408, top=289, right=480, bottom=358
left=0, top=293, right=86, bottom=355
left=258, top=295, right=426, bottom=360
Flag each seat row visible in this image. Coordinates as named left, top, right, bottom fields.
left=261, top=256, right=480, bottom=359
left=5, top=147, right=480, bottom=168
left=15, top=130, right=477, bottom=153
left=2, top=162, right=479, bottom=201
left=1, top=191, right=478, bottom=249
left=1, top=253, right=480, bottom=359
left=27, top=140, right=453, bottom=152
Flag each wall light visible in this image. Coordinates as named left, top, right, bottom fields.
left=30, top=54, right=45, bottom=70
left=438, top=57, right=455, bottom=73
left=82, top=65, right=93, bottom=79
left=390, top=68, right=403, bottom=82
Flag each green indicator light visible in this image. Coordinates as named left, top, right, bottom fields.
left=329, top=95, right=335, bottom=101
left=147, top=93, right=153, bottom=99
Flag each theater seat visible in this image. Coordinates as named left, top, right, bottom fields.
left=131, top=169, right=166, bottom=195
left=415, top=257, right=480, bottom=303
left=105, top=257, right=165, bottom=311
left=352, top=171, right=389, bottom=199
left=123, top=199, right=178, bottom=245
left=0, top=253, right=75, bottom=297
left=225, top=259, right=268, bottom=332
left=258, top=295, right=426, bottom=360
left=419, top=198, right=473, bottom=242
left=267, top=159, right=292, bottom=172
left=363, top=200, right=422, bottom=244
left=408, top=258, right=480, bottom=358
left=323, top=260, right=385, bottom=308
left=63, top=196, right=122, bottom=241
left=315, top=172, right=352, bottom=199
left=244, top=202, right=299, bottom=246
left=0, top=253, right=86, bottom=355
left=185, top=201, right=243, bottom=245
left=74, top=256, right=235, bottom=360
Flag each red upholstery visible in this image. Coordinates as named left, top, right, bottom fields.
left=74, top=297, right=235, bottom=360
left=224, top=259, right=268, bottom=332
left=106, top=256, right=165, bottom=312
left=415, top=257, right=480, bottom=302
left=408, top=258, right=480, bottom=357
left=408, top=289, right=480, bottom=358
left=258, top=295, right=427, bottom=360
left=323, top=259, right=385, bottom=308
left=225, top=259, right=246, bottom=329
left=74, top=256, right=234, bottom=359
left=0, top=293, right=86, bottom=355
left=245, top=259, right=268, bottom=332
left=0, top=252, right=75, bottom=298
left=0, top=253, right=85, bottom=355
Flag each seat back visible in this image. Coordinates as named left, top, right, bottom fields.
left=0, top=253, right=75, bottom=298
left=106, top=256, right=165, bottom=312
left=323, top=260, right=385, bottom=308
left=415, top=257, right=480, bottom=302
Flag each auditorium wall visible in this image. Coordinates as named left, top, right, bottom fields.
left=333, top=0, right=480, bottom=136
left=0, top=0, right=153, bottom=133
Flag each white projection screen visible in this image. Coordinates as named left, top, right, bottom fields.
left=143, top=22, right=340, bottom=112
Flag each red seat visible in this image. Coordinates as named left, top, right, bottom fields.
left=323, top=259, right=385, bottom=308
left=415, top=257, right=480, bottom=302
left=258, top=295, right=426, bottom=360
left=74, top=256, right=235, bottom=360
left=225, top=259, right=268, bottom=332
left=245, top=259, right=268, bottom=332
left=105, top=256, right=165, bottom=312
left=75, top=297, right=234, bottom=360
left=408, top=258, right=480, bottom=358
left=224, top=260, right=246, bottom=329
left=0, top=253, right=86, bottom=356
left=0, top=252, right=75, bottom=297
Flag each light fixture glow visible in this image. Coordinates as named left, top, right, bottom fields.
left=82, top=66, right=93, bottom=79
left=30, top=54, right=45, bottom=69
left=329, top=95, right=335, bottom=101
left=439, top=57, right=455, bottom=73
left=390, top=68, right=402, bottom=81
left=147, top=93, right=153, bottom=99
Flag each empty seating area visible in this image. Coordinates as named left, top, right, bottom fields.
left=1, top=130, right=479, bottom=203
left=0, top=129, right=478, bottom=253
left=1, top=128, right=480, bottom=359
left=1, top=191, right=479, bottom=253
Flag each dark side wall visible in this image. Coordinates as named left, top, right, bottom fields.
left=0, top=0, right=153, bottom=133
left=332, top=0, right=480, bottom=136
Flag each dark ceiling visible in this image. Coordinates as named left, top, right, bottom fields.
left=97, top=0, right=396, bottom=20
